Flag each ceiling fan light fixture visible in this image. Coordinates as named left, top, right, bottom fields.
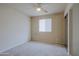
left=36, top=7, right=41, bottom=11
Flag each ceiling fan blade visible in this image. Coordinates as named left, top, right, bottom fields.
left=41, top=7, right=48, bottom=13
left=33, top=3, right=41, bottom=8
left=33, top=3, right=48, bottom=13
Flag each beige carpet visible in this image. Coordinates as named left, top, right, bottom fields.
left=3, top=41, right=68, bottom=56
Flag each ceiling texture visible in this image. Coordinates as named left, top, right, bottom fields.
left=0, top=3, right=67, bottom=16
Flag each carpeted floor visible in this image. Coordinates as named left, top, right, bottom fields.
left=3, top=41, right=68, bottom=56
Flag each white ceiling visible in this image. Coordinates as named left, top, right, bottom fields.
left=0, top=3, right=67, bottom=16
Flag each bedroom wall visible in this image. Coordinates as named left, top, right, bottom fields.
left=70, top=4, right=79, bottom=55
left=31, top=13, right=65, bottom=44
left=0, top=5, right=31, bottom=52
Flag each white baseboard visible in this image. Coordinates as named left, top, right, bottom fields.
left=0, top=41, right=26, bottom=53
left=67, top=52, right=72, bottom=56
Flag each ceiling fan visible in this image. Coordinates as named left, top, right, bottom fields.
left=33, top=3, right=48, bottom=13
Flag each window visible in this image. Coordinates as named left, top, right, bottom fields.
left=39, top=18, right=52, bottom=32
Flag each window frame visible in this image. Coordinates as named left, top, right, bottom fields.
left=38, top=18, right=52, bottom=32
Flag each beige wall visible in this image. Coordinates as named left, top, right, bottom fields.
left=0, top=6, right=31, bottom=52
left=31, top=13, right=65, bottom=44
